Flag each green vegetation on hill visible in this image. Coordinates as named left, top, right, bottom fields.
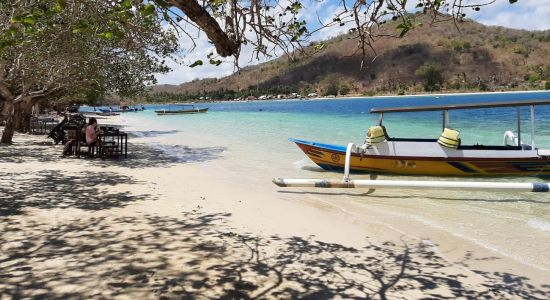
left=149, top=14, right=550, bottom=102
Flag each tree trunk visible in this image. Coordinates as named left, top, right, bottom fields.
left=14, top=100, right=33, bottom=133
left=1, top=100, right=14, bottom=144
left=12, top=103, right=25, bottom=133
left=32, top=102, right=40, bottom=115
left=0, top=102, right=5, bottom=124
left=1, top=100, right=33, bottom=143
left=0, top=80, right=15, bottom=144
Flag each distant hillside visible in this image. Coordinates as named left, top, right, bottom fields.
left=151, top=13, right=550, bottom=100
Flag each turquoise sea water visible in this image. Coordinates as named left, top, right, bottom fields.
left=90, top=91, right=550, bottom=149
left=90, top=91, right=550, bottom=185
left=85, top=91, right=550, bottom=270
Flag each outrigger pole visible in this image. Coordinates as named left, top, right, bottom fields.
left=273, top=143, right=550, bottom=193
left=273, top=178, right=550, bottom=193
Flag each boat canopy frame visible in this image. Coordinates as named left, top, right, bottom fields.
left=371, top=99, right=550, bottom=150
left=167, top=104, right=198, bottom=109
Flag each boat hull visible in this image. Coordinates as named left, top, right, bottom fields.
left=292, top=139, right=550, bottom=176
left=155, top=108, right=209, bottom=115
left=98, top=108, right=141, bottom=113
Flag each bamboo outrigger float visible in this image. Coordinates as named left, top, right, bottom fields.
left=274, top=99, right=550, bottom=193
left=272, top=178, right=550, bottom=192
left=291, top=99, right=550, bottom=177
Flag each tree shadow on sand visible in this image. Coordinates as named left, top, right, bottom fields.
left=0, top=139, right=59, bottom=164
left=0, top=169, right=157, bottom=216
left=102, top=128, right=226, bottom=169
left=0, top=132, right=226, bottom=169
left=1, top=212, right=547, bottom=299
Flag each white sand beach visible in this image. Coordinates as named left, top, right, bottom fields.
left=1, top=114, right=549, bottom=299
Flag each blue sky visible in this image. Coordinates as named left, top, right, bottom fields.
left=156, top=0, right=550, bottom=85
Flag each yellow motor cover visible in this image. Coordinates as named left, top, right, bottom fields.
left=438, top=128, right=460, bottom=149
left=366, top=126, right=387, bottom=145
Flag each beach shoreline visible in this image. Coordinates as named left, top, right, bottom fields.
left=1, top=116, right=549, bottom=298
left=149, top=89, right=550, bottom=106
left=329, top=88, right=550, bottom=100
left=85, top=89, right=550, bottom=107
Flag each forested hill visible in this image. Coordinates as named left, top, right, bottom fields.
left=151, top=14, right=550, bottom=101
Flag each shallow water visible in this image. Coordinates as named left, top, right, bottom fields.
left=93, top=91, right=550, bottom=270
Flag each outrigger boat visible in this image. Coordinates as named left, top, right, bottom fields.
left=292, top=99, right=550, bottom=177
left=155, top=104, right=209, bottom=115
left=98, top=106, right=143, bottom=113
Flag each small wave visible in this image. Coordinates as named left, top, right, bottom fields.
left=147, top=143, right=226, bottom=163
left=301, top=165, right=327, bottom=172
left=129, top=130, right=179, bottom=138
left=293, top=158, right=311, bottom=168
left=527, top=219, right=550, bottom=232
left=129, top=131, right=147, bottom=138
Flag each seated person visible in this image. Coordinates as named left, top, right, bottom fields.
left=85, top=117, right=102, bottom=146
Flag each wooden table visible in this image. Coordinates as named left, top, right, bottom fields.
left=99, top=131, right=128, bottom=158
left=30, top=116, right=58, bottom=135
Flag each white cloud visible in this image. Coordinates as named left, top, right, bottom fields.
left=470, top=0, right=550, bottom=31
left=155, top=0, right=550, bottom=85
left=155, top=31, right=237, bottom=85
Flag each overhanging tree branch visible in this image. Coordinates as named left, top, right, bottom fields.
left=170, top=0, right=238, bottom=57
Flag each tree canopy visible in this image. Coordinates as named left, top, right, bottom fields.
left=0, top=0, right=179, bottom=143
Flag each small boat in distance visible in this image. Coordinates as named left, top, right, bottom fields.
left=292, top=99, right=550, bottom=177
left=98, top=106, right=143, bottom=113
left=155, top=104, right=209, bottom=115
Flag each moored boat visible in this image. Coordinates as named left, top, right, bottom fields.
left=155, top=104, right=208, bottom=115
left=98, top=107, right=142, bottom=113
left=292, top=99, right=550, bottom=177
